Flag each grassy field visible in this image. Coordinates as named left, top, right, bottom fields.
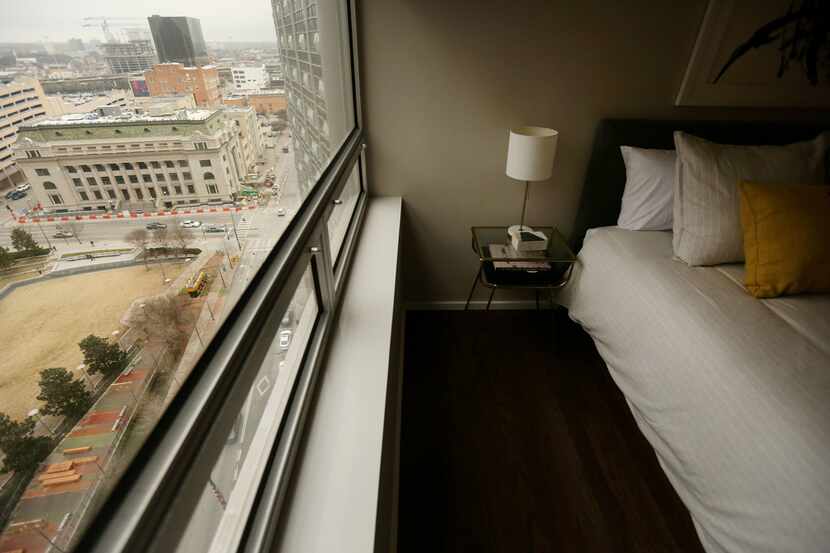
left=0, top=263, right=186, bottom=420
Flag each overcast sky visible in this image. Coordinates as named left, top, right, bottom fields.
left=1, top=0, right=277, bottom=43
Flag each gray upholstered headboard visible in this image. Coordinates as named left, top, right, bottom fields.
left=569, top=118, right=829, bottom=251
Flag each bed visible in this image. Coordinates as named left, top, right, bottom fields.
left=559, top=120, right=830, bottom=553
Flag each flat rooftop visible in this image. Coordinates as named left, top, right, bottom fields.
left=27, top=108, right=217, bottom=128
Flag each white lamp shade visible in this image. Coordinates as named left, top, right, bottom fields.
left=505, top=126, right=559, bottom=182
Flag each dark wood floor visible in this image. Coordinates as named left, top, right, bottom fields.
left=399, top=309, right=704, bottom=553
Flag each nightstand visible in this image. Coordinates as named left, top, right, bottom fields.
left=465, top=226, right=576, bottom=310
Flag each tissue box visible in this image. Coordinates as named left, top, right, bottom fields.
left=509, top=229, right=548, bottom=252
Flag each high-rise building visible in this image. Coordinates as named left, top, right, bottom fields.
left=270, top=0, right=351, bottom=196
left=0, top=77, right=48, bottom=188
left=148, top=15, right=210, bottom=67
left=144, top=63, right=221, bottom=108
left=101, top=39, right=157, bottom=74
left=13, top=107, right=255, bottom=212
left=231, top=66, right=269, bottom=91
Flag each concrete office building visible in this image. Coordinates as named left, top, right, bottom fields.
left=148, top=15, right=210, bottom=67
left=223, top=91, right=287, bottom=115
left=231, top=66, right=269, bottom=91
left=101, top=40, right=157, bottom=74
left=224, top=107, right=263, bottom=174
left=0, top=77, right=48, bottom=188
left=13, top=107, right=256, bottom=212
left=271, top=0, right=352, bottom=196
left=144, top=63, right=221, bottom=108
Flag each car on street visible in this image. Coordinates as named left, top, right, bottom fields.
left=279, top=329, right=292, bottom=351
left=204, top=224, right=225, bottom=233
left=146, top=222, right=167, bottom=230
left=6, top=190, right=26, bottom=200
left=276, top=208, right=286, bottom=217
left=53, top=230, right=73, bottom=238
left=180, top=219, right=202, bottom=228
left=15, top=183, right=30, bottom=192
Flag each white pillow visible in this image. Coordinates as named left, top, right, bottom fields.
left=673, top=131, right=828, bottom=266
left=617, top=146, right=676, bottom=230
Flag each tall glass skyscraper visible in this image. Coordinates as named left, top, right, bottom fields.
left=148, top=15, right=210, bottom=67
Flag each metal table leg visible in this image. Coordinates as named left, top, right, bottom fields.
left=464, top=267, right=481, bottom=311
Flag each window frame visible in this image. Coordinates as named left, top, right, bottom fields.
left=76, top=5, right=366, bottom=551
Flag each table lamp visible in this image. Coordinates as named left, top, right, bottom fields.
left=505, top=126, right=558, bottom=250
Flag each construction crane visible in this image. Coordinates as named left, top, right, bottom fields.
left=81, top=17, right=148, bottom=43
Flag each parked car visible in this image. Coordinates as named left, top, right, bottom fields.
left=204, top=224, right=225, bottom=234
left=4, top=190, right=17, bottom=200
left=53, top=230, right=73, bottom=238
left=279, top=329, right=292, bottom=351
left=180, top=219, right=202, bottom=228
left=15, top=183, right=30, bottom=192
left=7, top=190, right=26, bottom=200
left=146, top=222, right=167, bottom=230
left=276, top=208, right=286, bottom=217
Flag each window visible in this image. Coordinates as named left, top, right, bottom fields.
left=72, top=178, right=83, bottom=187
left=148, top=187, right=157, bottom=199
left=101, top=176, right=111, bottom=185
left=165, top=160, right=175, bottom=168
left=66, top=165, right=77, bottom=173
left=95, top=164, right=106, bottom=172
left=155, top=173, right=166, bottom=182
left=17, top=2, right=366, bottom=552
left=115, top=175, right=125, bottom=184
left=35, top=168, right=49, bottom=176
left=49, top=193, right=63, bottom=205
left=199, top=159, right=212, bottom=167
left=129, top=175, right=139, bottom=184
left=169, top=173, right=179, bottom=181
left=87, top=177, right=97, bottom=186
left=122, top=163, right=134, bottom=170
left=43, top=181, right=57, bottom=190
left=142, top=174, right=153, bottom=183
left=178, top=160, right=188, bottom=168
left=93, top=190, right=103, bottom=200
left=138, top=162, right=148, bottom=170
left=81, top=164, right=91, bottom=172
left=79, top=191, right=89, bottom=201
left=109, top=163, right=119, bottom=171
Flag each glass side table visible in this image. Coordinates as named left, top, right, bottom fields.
left=465, top=226, right=576, bottom=310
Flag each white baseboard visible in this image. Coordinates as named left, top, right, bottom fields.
left=406, top=300, right=546, bottom=311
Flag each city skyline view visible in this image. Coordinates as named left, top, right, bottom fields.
left=0, top=1, right=363, bottom=551
left=1, top=0, right=277, bottom=44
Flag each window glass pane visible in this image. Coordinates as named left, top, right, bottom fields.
left=0, top=0, right=356, bottom=549
left=176, top=265, right=318, bottom=552
left=327, top=162, right=361, bottom=262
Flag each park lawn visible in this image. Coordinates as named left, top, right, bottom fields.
left=0, top=263, right=186, bottom=420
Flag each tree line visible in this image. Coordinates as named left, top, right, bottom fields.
left=0, top=335, right=128, bottom=474
left=0, top=229, right=49, bottom=270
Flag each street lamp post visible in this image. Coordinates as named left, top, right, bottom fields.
left=34, top=219, right=52, bottom=249
left=229, top=210, right=242, bottom=250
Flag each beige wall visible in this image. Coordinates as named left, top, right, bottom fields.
left=358, top=0, right=830, bottom=303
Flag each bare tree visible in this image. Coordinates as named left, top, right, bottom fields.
left=138, top=294, right=197, bottom=357
left=126, top=229, right=150, bottom=269
left=65, top=221, right=84, bottom=245
left=171, top=226, right=194, bottom=254
left=153, top=227, right=170, bottom=257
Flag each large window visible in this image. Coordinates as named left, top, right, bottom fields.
left=0, top=2, right=365, bottom=553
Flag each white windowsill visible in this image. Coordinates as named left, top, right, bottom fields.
left=274, top=196, right=402, bottom=553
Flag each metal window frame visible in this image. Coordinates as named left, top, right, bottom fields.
left=73, top=1, right=368, bottom=551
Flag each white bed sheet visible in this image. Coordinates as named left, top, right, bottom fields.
left=559, top=227, right=830, bottom=553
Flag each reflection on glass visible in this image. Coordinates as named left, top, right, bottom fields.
left=176, top=266, right=318, bottom=552
left=327, top=164, right=361, bottom=262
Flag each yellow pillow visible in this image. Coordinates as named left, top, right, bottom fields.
left=738, top=181, right=830, bottom=298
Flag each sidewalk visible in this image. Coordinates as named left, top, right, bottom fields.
left=15, top=204, right=259, bottom=225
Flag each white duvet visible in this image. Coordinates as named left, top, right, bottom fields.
left=559, top=227, right=830, bottom=553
